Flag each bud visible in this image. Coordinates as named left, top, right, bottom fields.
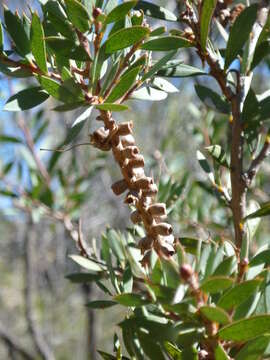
left=180, top=264, right=193, bottom=280
left=111, top=179, right=128, bottom=196
left=92, top=7, right=102, bottom=19
left=152, top=223, right=172, bottom=236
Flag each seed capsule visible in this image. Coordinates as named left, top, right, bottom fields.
left=111, top=179, right=128, bottom=196
left=130, top=210, right=141, bottom=224
left=152, top=223, right=172, bottom=236
left=148, top=203, right=167, bottom=217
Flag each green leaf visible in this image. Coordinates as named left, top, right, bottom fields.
left=46, top=37, right=90, bottom=61
left=225, top=4, right=257, bottom=69
left=178, top=237, right=202, bottom=255
left=244, top=202, right=270, bottom=221
left=215, top=344, right=230, bottom=360
left=69, top=255, right=104, bottom=272
left=218, top=315, right=270, bottom=342
left=85, top=300, right=117, bottom=309
left=157, top=63, right=206, bottom=78
left=107, top=66, right=141, bottom=103
left=200, top=0, right=217, bottom=51
left=141, top=36, right=192, bottom=51
left=251, top=40, right=270, bottom=69
left=142, top=50, right=177, bottom=81
left=259, top=95, right=270, bottom=121
left=38, top=75, right=83, bottom=103
left=213, top=256, right=236, bottom=276
left=205, top=145, right=229, bottom=167
left=0, top=21, right=4, bottom=51
left=197, top=150, right=215, bottom=184
left=106, top=229, right=125, bottom=262
left=131, top=86, right=167, bottom=101
left=200, top=306, right=230, bottom=325
left=95, top=103, right=129, bottom=111
left=200, top=276, right=234, bottom=294
left=64, top=0, right=90, bottom=33
left=4, top=87, right=49, bottom=111
left=114, top=293, right=150, bottom=307
left=0, top=135, right=22, bottom=144
left=4, top=8, right=31, bottom=57
left=195, top=85, right=230, bottom=114
left=164, top=342, right=181, bottom=359
left=235, top=335, right=270, bottom=360
left=105, top=26, right=150, bottom=53
left=152, top=77, right=179, bottom=93
left=150, top=26, right=166, bottom=37
left=106, top=1, right=137, bottom=24
left=217, top=280, right=262, bottom=310
left=97, top=351, right=116, bottom=360
left=249, top=249, right=270, bottom=267
left=31, top=13, right=48, bottom=74
left=65, top=272, right=103, bottom=282
left=134, top=1, right=177, bottom=22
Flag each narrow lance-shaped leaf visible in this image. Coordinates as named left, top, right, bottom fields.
left=0, top=21, right=3, bottom=51
left=249, top=249, right=270, bottom=267
left=105, top=26, right=150, bottom=53
left=200, top=276, right=234, bottom=293
left=195, top=84, right=230, bottom=113
left=69, top=255, right=104, bottom=272
left=64, top=0, right=90, bottom=33
left=225, top=4, right=258, bottom=69
left=200, top=0, right=217, bottom=51
left=142, top=50, right=177, bottom=81
left=134, top=1, right=177, bottom=22
left=107, top=66, right=141, bottom=103
left=31, top=13, right=48, bottom=74
left=205, top=145, right=229, bottom=167
left=217, top=279, right=262, bottom=310
left=38, top=76, right=84, bottom=103
left=46, top=37, right=91, bottom=61
left=244, top=202, right=270, bottom=221
left=235, top=335, right=270, bottom=360
left=4, top=87, right=49, bottom=111
left=4, top=8, right=31, bottom=57
left=200, top=306, right=230, bottom=325
left=218, top=315, right=270, bottom=342
left=106, top=1, right=137, bottom=24
left=114, top=293, right=151, bottom=307
left=85, top=300, right=117, bottom=309
left=95, top=103, right=129, bottom=112
left=157, top=63, right=206, bottom=78
left=141, top=36, right=192, bottom=51
left=197, top=150, right=215, bottom=184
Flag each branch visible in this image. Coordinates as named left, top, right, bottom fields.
left=0, top=322, right=36, bottom=360
left=17, top=115, right=51, bottom=186
left=24, top=221, right=55, bottom=360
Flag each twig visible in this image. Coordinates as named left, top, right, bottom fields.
left=0, top=322, right=36, bottom=360
left=17, top=115, right=51, bottom=186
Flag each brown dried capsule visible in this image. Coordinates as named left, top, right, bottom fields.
left=148, top=203, right=167, bottom=217
left=138, top=236, right=154, bottom=253
left=132, top=176, right=153, bottom=190
left=111, top=179, right=128, bottom=196
left=120, top=146, right=139, bottom=158
left=140, top=250, right=152, bottom=268
left=90, top=128, right=111, bottom=151
left=154, top=240, right=175, bottom=257
left=123, top=155, right=145, bottom=170
left=142, top=183, right=158, bottom=197
left=124, top=192, right=138, bottom=205
left=130, top=167, right=145, bottom=180
left=117, top=121, right=133, bottom=136
left=130, top=210, right=141, bottom=224
left=152, top=223, right=172, bottom=236
left=121, top=134, right=135, bottom=147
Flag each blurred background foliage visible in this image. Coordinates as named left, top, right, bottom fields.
left=0, top=0, right=270, bottom=359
